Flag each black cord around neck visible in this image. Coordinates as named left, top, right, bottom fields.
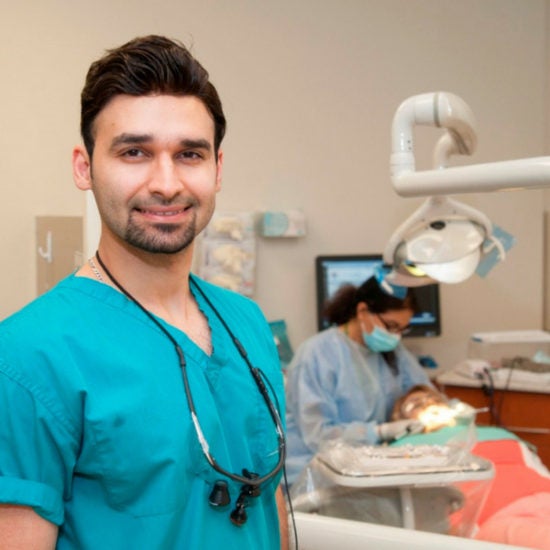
left=93, top=251, right=285, bottom=485
left=95, top=251, right=184, bottom=363
left=94, top=251, right=295, bottom=544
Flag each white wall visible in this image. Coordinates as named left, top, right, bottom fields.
left=1, top=0, right=548, bottom=369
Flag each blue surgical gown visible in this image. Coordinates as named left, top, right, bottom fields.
left=0, top=274, right=285, bottom=549
left=285, top=327, right=431, bottom=484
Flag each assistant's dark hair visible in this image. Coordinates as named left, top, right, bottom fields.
left=322, top=276, right=418, bottom=326
left=80, top=35, right=226, bottom=157
left=322, top=276, right=418, bottom=375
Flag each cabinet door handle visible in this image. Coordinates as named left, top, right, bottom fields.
left=506, top=426, right=550, bottom=435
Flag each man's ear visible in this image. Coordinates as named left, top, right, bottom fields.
left=73, top=145, right=92, bottom=190
left=215, top=149, right=223, bottom=192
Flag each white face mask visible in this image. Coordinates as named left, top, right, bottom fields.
left=362, top=325, right=401, bottom=352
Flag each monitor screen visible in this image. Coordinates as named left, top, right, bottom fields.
left=315, top=254, right=441, bottom=338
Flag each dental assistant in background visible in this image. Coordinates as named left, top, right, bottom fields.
left=0, top=35, right=288, bottom=549
left=285, top=276, right=431, bottom=485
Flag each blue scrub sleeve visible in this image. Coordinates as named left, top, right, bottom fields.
left=0, top=364, right=79, bottom=525
left=288, top=343, right=380, bottom=451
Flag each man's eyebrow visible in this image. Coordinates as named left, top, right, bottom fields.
left=109, top=133, right=152, bottom=150
left=180, top=138, right=212, bottom=151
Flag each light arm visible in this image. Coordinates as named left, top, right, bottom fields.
left=390, top=91, right=550, bottom=197
left=391, top=92, right=476, bottom=180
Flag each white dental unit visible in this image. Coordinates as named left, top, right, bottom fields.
left=287, top=92, right=550, bottom=550
left=294, top=512, right=529, bottom=550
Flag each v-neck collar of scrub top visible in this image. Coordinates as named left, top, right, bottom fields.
left=66, top=273, right=230, bottom=369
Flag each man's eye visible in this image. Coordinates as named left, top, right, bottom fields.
left=181, top=151, right=203, bottom=160
left=122, top=148, right=144, bottom=158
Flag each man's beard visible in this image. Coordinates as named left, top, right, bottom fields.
left=124, top=215, right=197, bottom=254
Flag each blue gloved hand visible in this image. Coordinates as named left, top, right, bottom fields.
left=377, top=419, right=424, bottom=442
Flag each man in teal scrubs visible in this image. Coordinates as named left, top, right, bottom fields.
left=0, top=35, right=288, bottom=549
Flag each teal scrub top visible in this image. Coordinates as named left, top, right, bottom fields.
left=0, top=274, right=285, bottom=549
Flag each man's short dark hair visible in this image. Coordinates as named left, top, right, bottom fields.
left=80, top=35, right=226, bottom=157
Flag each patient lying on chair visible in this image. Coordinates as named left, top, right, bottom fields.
left=393, top=386, right=550, bottom=548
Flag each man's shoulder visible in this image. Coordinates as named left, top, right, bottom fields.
left=0, top=275, right=88, bottom=337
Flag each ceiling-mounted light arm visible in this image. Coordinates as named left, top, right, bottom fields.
left=393, top=157, right=550, bottom=197
left=390, top=91, right=550, bottom=197
left=391, top=92, right=477, bottom=178
left=433, top=131, right=464, bottom=170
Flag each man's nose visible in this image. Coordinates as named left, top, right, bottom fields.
left=147, top=156, right=184, bottom=198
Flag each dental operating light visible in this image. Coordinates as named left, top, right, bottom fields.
left=384, top=92, right=547, bottom=286
left=383, top=195, right=496, bottom=286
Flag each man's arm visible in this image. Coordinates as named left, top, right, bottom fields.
left=276, top=486, right=290, bottom=550
left=0, top=504, right=58, bottom=550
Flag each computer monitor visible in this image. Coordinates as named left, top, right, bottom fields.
left=315, top=254, right=441, bottom=338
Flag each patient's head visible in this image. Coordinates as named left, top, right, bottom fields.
left=391, top=384, right=449, bottom=422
